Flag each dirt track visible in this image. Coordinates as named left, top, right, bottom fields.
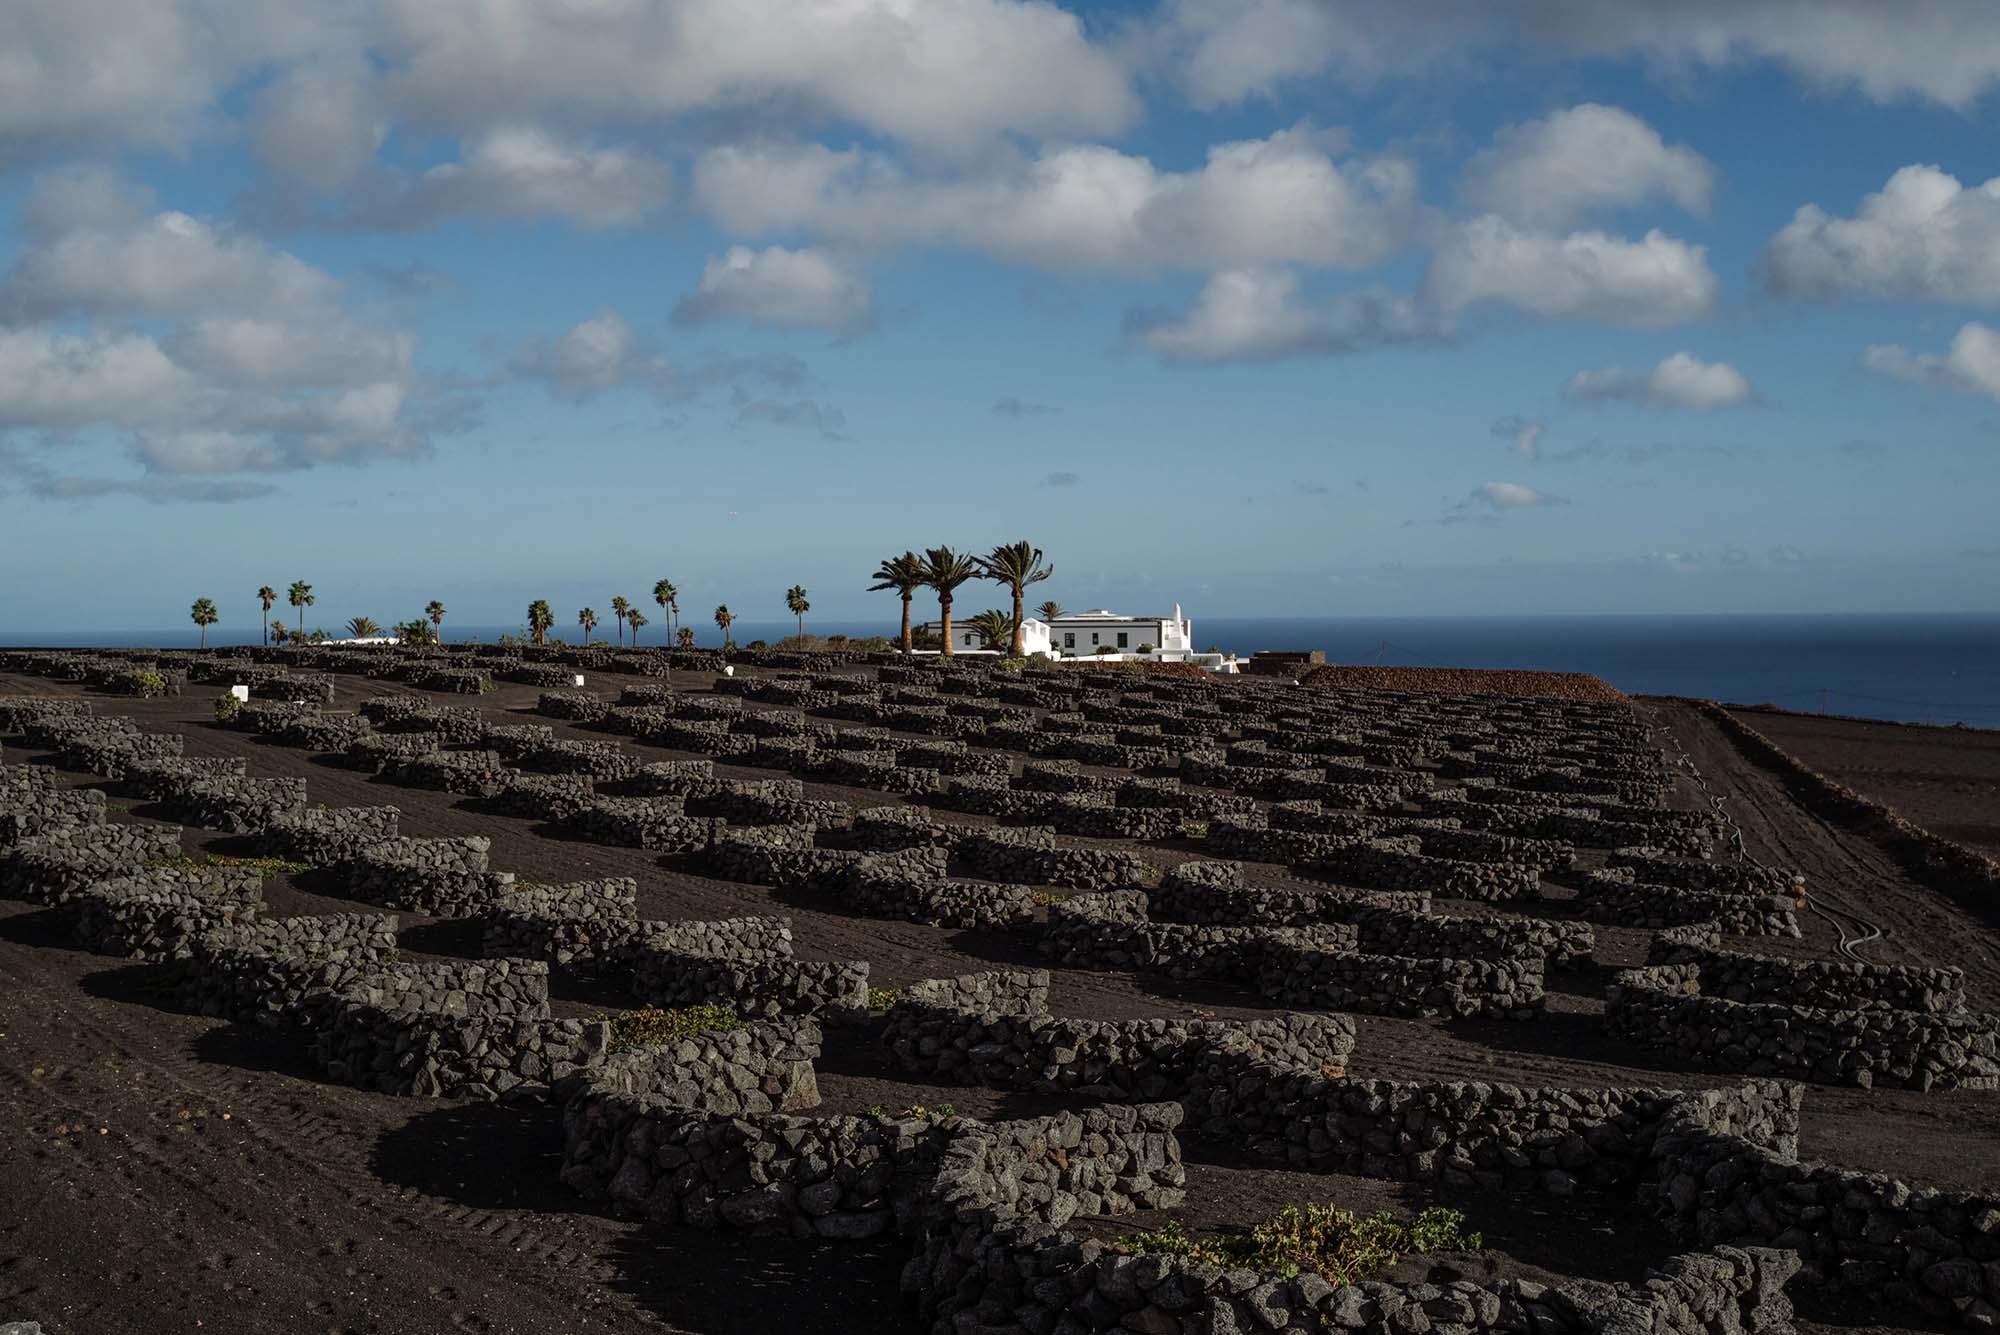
left=0, top=673, right=1995, bottom=1335
left=1726, top=708, right=2000, bottom=860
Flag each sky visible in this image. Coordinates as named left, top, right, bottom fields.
left=3, top=0, right=1999, bottom=634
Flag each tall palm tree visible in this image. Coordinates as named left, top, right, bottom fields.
left=785, top=584, right=810, bottom=639
left=920, top=546, right=981, bottom=658
left=653, top=579, right=678, bottom=644
left=345, top=616, right=381, bottom=639
left=425, top=600, right=447, bottom=640
left=287, top=580, right=314, bottom=636
left=977, top=540, right=1054, bottom=657
left=611, top=595, right=630, bottom=647
left=713, top=604, right=736, bottom=648
left=190, top=597, right=218, bottom=649
left=1035, top=600, right=1064, bottom=623
left=578, top=607, right=598, bottom=645
left=965, top=608, right=1016, bottom=652
left=626, top=608, right=648, bottom=644
left=868, top=551, right=926, bottom=655
left=257, top=586, right=277, bottom=645
left=527, top=599, right=554, bottom=646
left=676, top=626, right=695, bottom=650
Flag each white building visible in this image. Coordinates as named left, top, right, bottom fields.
left=911, top=604, right=1237, bottom=672
left=1044, top=606, right=1192, bottom=657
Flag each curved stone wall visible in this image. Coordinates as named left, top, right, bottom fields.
left=1607, top=937, right=2000, bottom=1090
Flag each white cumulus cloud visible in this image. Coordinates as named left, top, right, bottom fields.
left=1458, top=103, right=1714, bottom=228
left=1474, top=480, right=1562, bottom=510
left=1563, top=352, right=1754, bottom=410
left=1861, top=322, right=2000, bottom=403
left=0, top=204, right=335, bottom=323
left=1426, top=216, right=1718, bottom=325
left=693, top=126, right=1420, bottom=275
left=673, top=246, right=875, bottom=337
left=341, top=128, right=671, bottom=229
left=1763, top=164, right=2000, bottom=302
left=1126, top=268, right=1446, bottom=365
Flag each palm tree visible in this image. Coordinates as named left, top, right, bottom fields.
left=714, top=604, right=736, bottom=648
left=626, top=608, right=648, bottom=644
left=527, top=599, right=554, bottom=645
left=653, top=578, right=678, bottom=644
left=676, top=626, right=695, bottom=650
left=868, top=552, right=927, bottom=655
left=270, top=620, right=289, bottom=645
left=578, top=607, right=598, bottom=645
left=396, top=618, right=436, bottom=646
left=965, top=608, right=1016, bottom=652
left=785, top=584, right=810, bottom=639
left=425, top=600, right=447, bottom=640
left=257, top=586, right=277, bottom=644
left=190, top=597, right=218, bottom=649
left=345, top=616, right=381, bottom=639
left=611, top=595, right=630, bottom=647
left=287, top=580, right=314, bottom=636
left=920, top=546, right=981, bottom=658
left=1036, top=600, right=1064, bottom=623
left=977, top=540, right=1054, bottom=657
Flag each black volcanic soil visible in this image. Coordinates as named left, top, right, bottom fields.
left=1727, top=707, right=2000, bottom=859
left=0, top=668, right=1994, bottom=1335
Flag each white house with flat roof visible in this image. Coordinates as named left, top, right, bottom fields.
left=916, top=607, right=1208, bottom=663
left=1044, top=606, right=1192, bottom=657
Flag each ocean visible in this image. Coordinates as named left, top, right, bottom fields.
left=4, top=613, right=1995, bottom=729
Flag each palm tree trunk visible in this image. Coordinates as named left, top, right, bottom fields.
left=940, top=597, right=954, bottom=657
left=797, top=612, right=804, bottom=638
left=899, top=594, right=912, bottom=654
left=1010, top=587, right=1025, bottom=656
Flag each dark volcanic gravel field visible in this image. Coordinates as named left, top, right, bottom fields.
left=0, top=666, right=1995, bottom=1335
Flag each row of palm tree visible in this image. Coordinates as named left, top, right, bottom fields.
left=869, top=541, right=1054, bottom=657
left=248, top=584, right=448, bottom=647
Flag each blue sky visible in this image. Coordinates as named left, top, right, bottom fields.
left=3, top=0, right=1999, bottom=634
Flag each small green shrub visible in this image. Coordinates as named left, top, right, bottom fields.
left=1029, top=889, right=1064, bottom=907
left=1177, top=820, right=1209, bottom=838
left=122, top=669, right=168, bottom=698
left=595, top=1004, right=746, bottom=1052
left=1111, top=1206, right=1480, bottom=1287
left=143, top=853, right=316, bottom=877
left=1137, top=643, right=1154, bottom=654
left=868, top=986, right=901, bottom=1011
left=213, top=693, right=243, bottom=722
left=868, top=1103, right=956, bottom=1122
left=211, top=854, right=315, bottom=876
left=747, top=639, right=768, bottom=650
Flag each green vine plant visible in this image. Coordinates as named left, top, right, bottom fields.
left=1110, top=1205, right=1481, bottom=1287
left=592, top=1004, right=746, bottom=1053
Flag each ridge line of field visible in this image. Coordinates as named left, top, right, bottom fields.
left=1680, top=697, right=2000, bottom=921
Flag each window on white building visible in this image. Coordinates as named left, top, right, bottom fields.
left=1116, top=632, right=1128, bottom=648
left=1091, top=632, right=1099, bottom=644
left=1063, top=633, right=1074, bottom=648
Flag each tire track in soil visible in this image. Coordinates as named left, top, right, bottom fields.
left=1646, top=699, right=2000, bottom=1007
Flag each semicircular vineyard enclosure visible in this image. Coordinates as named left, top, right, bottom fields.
left=2, top=642, right=1996, bottom=1335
